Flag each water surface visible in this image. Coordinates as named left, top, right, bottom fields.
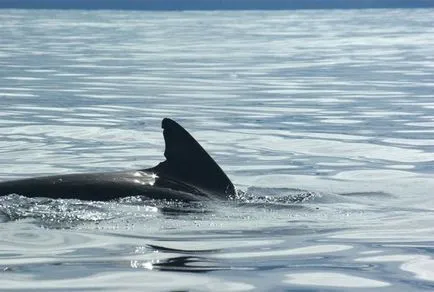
left=0, top=9, right=434, bottom=291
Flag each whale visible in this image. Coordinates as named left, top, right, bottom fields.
left=0, top=118, right=235, bottom=201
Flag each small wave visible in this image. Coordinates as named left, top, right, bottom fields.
left=0, top=194, right=159, bottom=228
left=337, top=191, right=395, bottom=198
left=0, top=188, right=396, bottom=229
left=233, top=187, right=322, bottom=205
left=0, top=188, right=327, bottom=228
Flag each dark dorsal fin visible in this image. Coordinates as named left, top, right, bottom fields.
left=154, top=118, right=235, bottom=199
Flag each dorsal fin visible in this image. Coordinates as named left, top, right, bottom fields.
left=154, top=118, right=235, bottom=199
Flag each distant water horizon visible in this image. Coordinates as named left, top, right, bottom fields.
left=1, top=0, right=434, bottom=11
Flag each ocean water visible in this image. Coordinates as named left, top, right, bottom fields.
left=0, top=8, right=434, bottom=291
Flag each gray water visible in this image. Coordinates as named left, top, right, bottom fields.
left=0, top=8, right=434, bottom=291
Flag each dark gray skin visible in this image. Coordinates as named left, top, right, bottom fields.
left=0, top=118, right=236, bottom=201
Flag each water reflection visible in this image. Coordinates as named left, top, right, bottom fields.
left=284, top=272, right=390, bottom=288
left=0, top=8, right=434, bottom=291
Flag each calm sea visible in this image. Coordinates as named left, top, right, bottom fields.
left=0, top=8, right=433, bottom=291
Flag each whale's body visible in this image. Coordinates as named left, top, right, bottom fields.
left=0, top=118, right=235, bottom=201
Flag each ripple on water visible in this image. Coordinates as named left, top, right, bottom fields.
left=355, top=253, right=434, bottom=282
left=0, top=271, right=256, bottom=291
left=215, top=244, right=353, bottom=259
left=0, top=8, right=434, bottom=291
left=284, top=272, right=390, bottom=288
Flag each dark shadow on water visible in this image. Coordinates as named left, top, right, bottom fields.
left=2, top=257, right=232, bottom=277
left=151, top=256, right=230, bottom=273
left=0, top=209, right=10, bottom=223
left=147, top=244, right=219, bottom=254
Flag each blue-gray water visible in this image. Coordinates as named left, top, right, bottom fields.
left=1, top=9, right=434, bottom=291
